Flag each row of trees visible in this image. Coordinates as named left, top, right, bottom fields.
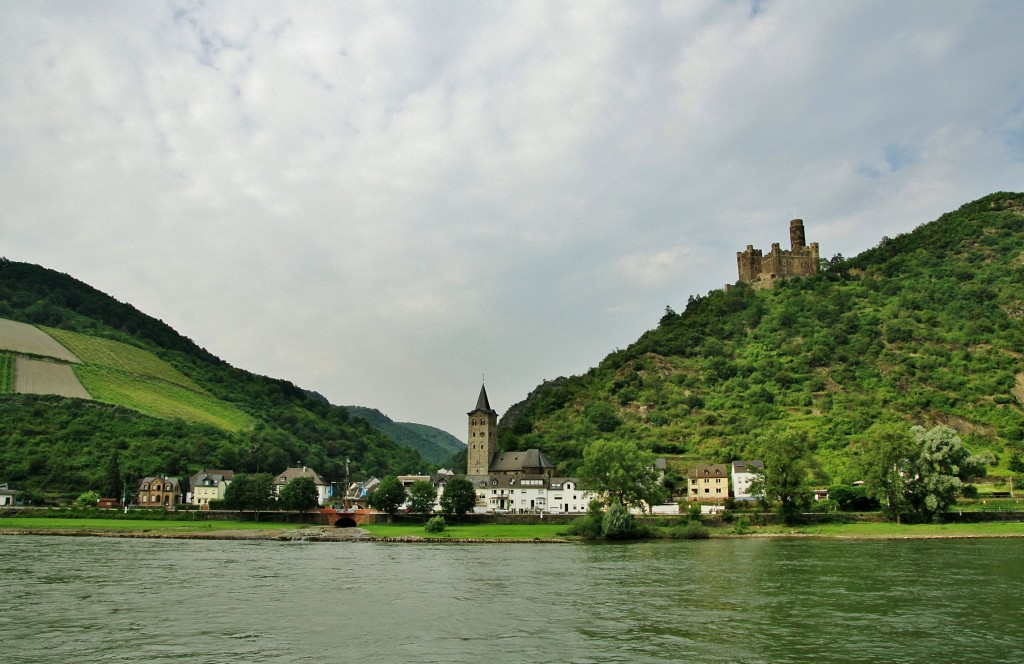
left=569, top=424, right=986, bottom=530
left=368, top=476, right=477, bottom=520
left=747, top=424, right=987, bottom=524
left=222, top=474, right=319, bottom=520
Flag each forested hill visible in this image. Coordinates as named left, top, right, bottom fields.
left=0, top=260, right=425, bottom=496
left=499, top=192, right=1024, bottom=484
left=346, top=406, right=465, bottom=467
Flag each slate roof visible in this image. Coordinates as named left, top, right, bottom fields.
left=731, top=460, right=764, bottom=474
left=468, top=384, right=497, bottom=415
left=489, top=449, right=555, bottom=473
left=688, top=463, right=730, bottom=479
left=274, top=467, right=327, bottom=486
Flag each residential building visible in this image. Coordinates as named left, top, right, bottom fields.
left=188, top=469, right=235, bottom=506
left=688, top=463, right=730, bottom=502
left=138, top=475, right=185, bottom=508
left=0, top=483, right=18, bottom=506
left=273, top=467, right=331, bottom=506
left=731, top=460, right=764, bottom=501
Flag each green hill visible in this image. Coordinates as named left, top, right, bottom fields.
left=346, top=406, right=465, bottom=467
left=499, top=192, right=1024, bottom=484
left=0, top=259, right=425, bottom=497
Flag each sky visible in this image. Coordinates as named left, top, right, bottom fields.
left=2, top=1, right=1024, bottom=441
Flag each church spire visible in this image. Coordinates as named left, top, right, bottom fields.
left=474, top=383, right=496, bottom=414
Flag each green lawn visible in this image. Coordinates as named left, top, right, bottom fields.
left=0, top=518, right=303, bottom=533
left=361, top=522, right=576, bottom=540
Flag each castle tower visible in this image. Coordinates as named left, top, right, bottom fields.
left=790, top=219, right=806, bottom=250
left=467, top=384, right=498, bottom=476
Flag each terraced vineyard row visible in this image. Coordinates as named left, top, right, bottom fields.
left=44, top=327, right=204, bottom=393
left=0, top=318, right=79, bottom=362
left=0, top=353, right=13, bottom=393
left=74, top=365, right=254, bottom=432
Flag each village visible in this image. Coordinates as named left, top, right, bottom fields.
left=120, top=385, right=769, bottom=519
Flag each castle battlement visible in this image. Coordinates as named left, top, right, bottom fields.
left=736, top=219, right=819, bottom=288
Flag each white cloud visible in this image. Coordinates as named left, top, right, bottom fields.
left=2, top=0, right=1023, bottom=439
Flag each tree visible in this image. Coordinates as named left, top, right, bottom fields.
left=578, top=439, right=668, bottom=511
left=760, top=429, right=811, bottom=524
left=439, top=477, right=477, bottom=519
left=904, top=425, right=972, bottom=521
left=863, top=424, right=975, bottom=522
left=369, top=475, right=406, bottom=518
left=860, top=422, right=914, bottom=521
left=601, top=500, right=637, bottom=540
left=224, top=472, right=275, bottom=520
left=279, top=476, right=319, bottom=513
left=101, top=450, right=122, bottom=500
left=407, top=480, right=437, bottom=521
left=75, top=490, right=99, bottom=508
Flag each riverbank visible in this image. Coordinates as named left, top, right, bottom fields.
left=4, top=517, right=1024, bottom=541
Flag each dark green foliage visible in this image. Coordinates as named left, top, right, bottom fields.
left=439, top=477, right=477, bottom=518
left=0, top=261, right=427, bottom=494
left=406, top=480, right=437, bottom=519
left=368, top=476, right=406, bottom=517
left=278, top=476, right=319, bottom=512
left=601, top=500, right=637, bottom=539
left=345, top=406, right=465, bottom=466
left=1009, top=452, right=1024, bottom=474
left=424, top=515, right=446, bottom=533
left=827, top=484, right=879, bottom=511
left=669, top=520, right=710, bottom=539
left=0, top=353, right=13, bottom=393
left=497, top=193, right=1024, bottom=481
left=223, top=473, right=275, bottom=519
left=578, top=439, right=668, bottom=510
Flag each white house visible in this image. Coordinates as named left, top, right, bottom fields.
left=273, top=467, right=331, bottom=506
left=731, top=460, right=764, bottom=501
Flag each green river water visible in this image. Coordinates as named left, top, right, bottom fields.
left=1, top=535, right=1021, bottom=663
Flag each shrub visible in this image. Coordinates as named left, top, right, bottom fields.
left=732, top=516, right=750, bottom=534
left=686, top=503, right=702, bottom=521
left=424, top=516, right=446, bottom=533
left=75, top=491, right=99, bottom=509
left=670, top=521, right=710, bottom=539
left=961, top=484, right=979, bottom=499
left=602, top=501, right=637, bottom=540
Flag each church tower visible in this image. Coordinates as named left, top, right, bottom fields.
left=467, top=384, right=498, bottom=476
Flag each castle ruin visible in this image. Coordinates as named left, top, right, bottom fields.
left=736, top=219, right=819, bottom=288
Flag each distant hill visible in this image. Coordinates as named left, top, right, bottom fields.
left=346, top=406, right=465, bottom=467
left=0, top=259, right=425, bottom=496
left=499, top=192, right=1024, bottom=484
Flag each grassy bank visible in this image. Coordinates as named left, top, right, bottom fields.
left=4, top=517, right=1024, bottom=541
left=361, top=522, right=573, bottom=540
left=0, top=517, right=304, bottom=533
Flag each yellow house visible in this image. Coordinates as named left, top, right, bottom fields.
left=687, top=463, right=730, bottom=502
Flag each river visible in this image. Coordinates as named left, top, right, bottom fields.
left=1, top=535, right=1021, bottom=663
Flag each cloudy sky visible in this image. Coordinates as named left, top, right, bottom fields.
left=2, top=1, right=1023, bottom=440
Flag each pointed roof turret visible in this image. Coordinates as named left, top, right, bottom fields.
left=469, top=383, right=497, bottom=415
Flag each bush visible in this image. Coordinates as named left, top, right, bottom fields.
left=686, top=503, right=702, bottom=521
left=602, top=501, right=637, bottom=540
left=75, top=491, right=99, bottom=509
left=670, top=521, right=710, bottom=539
left=207, top=499, right=226, bottom=510
left=424, top=516, right=446, bottom=533
left=961, top=484, right=979, bottom=499
left=732, top=516, right=750, bottom=534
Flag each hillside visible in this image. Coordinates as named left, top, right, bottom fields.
left=0, top=259, right=426, bottom=496
left=499, top=192, right=1024, bottom=484
left=346, top=406, right=465, bottom=467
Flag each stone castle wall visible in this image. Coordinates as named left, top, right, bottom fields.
left=736, top=219, right=819, bottom=287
